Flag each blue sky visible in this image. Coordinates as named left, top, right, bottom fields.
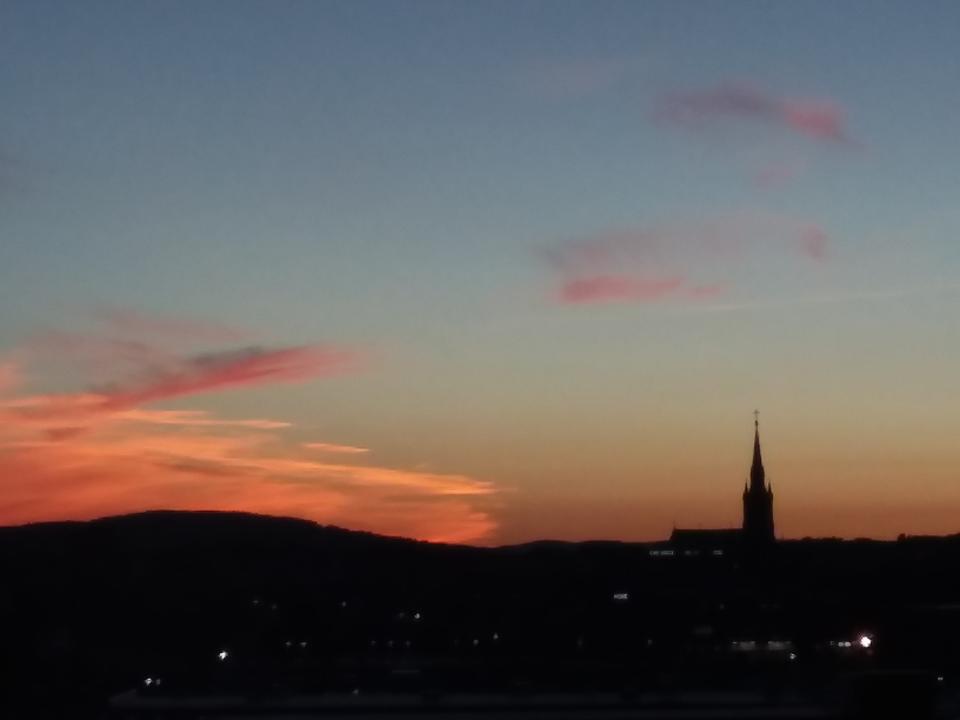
left=3, top=1, right=960, bottom=543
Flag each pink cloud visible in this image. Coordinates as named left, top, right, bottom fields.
left=0, top=342, right=359, bottom=429
left=546, top=213, right=829, bottom=306
left=753, top=158, right=807, bottom=190
left=98, top=345, right=360, bottom=411
left=557, top=275, right=727, bottom=306
left=797, top=226, right=829, bottom=261
left=658, top=84, right=853, bottom=144
left=558, top=275, right=684, bottom=304
left=781, top=100, right=848, bottom=142
left=13, top=343, right=360, bottom=419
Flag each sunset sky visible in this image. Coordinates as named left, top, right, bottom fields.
left=3, top=1, right=960, bottom=544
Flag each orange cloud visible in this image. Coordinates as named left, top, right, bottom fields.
left=114, top=408, right=291, bottom=429
left=0, top=421, right=496, bottom=543
left=0, top=315, right=497, bottom=544
left=303, top=442, right=370, bottom=455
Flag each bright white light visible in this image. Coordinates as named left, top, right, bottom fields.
left=859, top=634, right=873, bottom=649
left=789, top=652, right=797, bottom=661
left=144, top=677, right=154, bottom=686
left=413, top=612, right=421, bottom=620
left=217, top=650, right=229, bottom=661
left=613, top=593, right=629, bottom=601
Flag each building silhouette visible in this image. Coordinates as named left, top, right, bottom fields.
left=669, top=414, right=776, bottom=553
left=742, top=414, right=775, bottom=545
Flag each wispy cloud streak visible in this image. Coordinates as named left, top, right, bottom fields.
left=691, top=284, right=960, bottom=314
left=304, top=442, right=370, bottom=455
left=657, top=84, right=854, bottom=144
left=546, top=213, right=829, bottom=306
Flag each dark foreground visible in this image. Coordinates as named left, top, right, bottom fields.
left=4, top=511, right=960, bottom=718
left=108, top=684, right=960, bottom=720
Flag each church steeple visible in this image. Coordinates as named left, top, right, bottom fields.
left=742, top=410, right=775, bottom=546
left=750, top=411, right=765, bottom=491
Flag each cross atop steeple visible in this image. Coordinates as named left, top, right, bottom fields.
left=750, top=412, right=765, bottom=490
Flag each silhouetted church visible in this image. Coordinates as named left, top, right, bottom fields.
left=742, top=414, right=775, bottom=545
left=668, top=415, right=775, bottom=553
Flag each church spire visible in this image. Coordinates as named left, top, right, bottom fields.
left=750, top=410, right=765, bottom=491
left=743, top=410, right=775, bottom=546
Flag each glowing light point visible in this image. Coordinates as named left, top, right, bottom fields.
left=859, top=634, right=873, bottom=649
left=217, top=650, right=229, bottom=661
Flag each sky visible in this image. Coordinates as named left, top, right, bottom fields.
left=3, top=1, right=960, bottom=545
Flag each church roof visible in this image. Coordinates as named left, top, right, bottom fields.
left=669, top=528, right=742, bottom=547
